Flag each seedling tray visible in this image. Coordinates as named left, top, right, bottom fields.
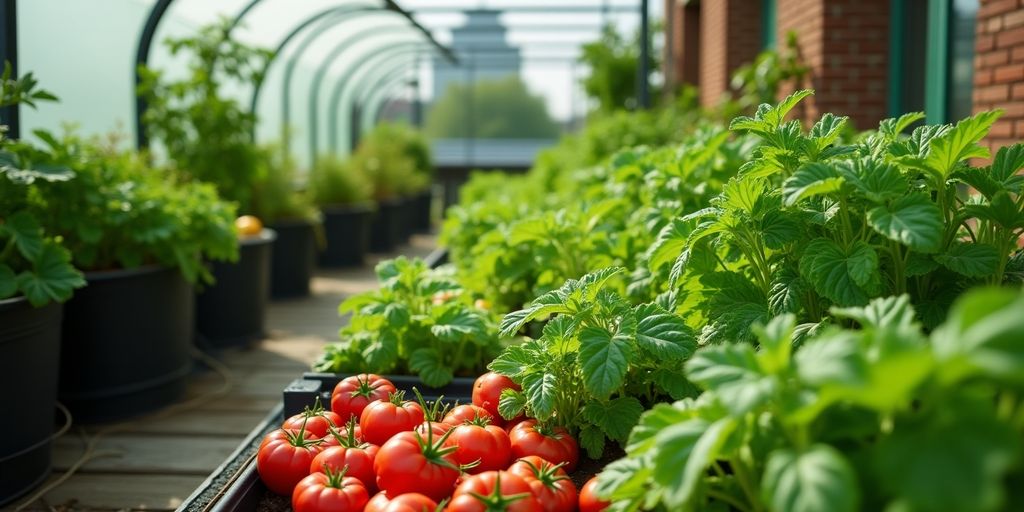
left=176, top=372, right=474, bottom=511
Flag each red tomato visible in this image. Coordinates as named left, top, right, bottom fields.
left=416, top=420, right=452, bottom=438
left=508, top=456, right=577, bottom=512
left=257, top=428, right=324, bottom=496
left=443, top=404, right=494, bottom=427
left=282, top=405, right=343, bottom=439
left=332, top=374, right=397, bottom=422
left=374, top=430, right=461, bottom=502
left=309, top=442, right=380, bottom=493
left=360, top=392, right=426, bottom=446
left=447, top=471, right=542, bottom=512
left=446, top=422, right=512, bottom=474
left=292, top=467, right=369, bottom=512
left=472, top=372, right=521, bottom=425
left=508, top=420, right=579, bottom=473
left=578, top=477, right=610, bottom=512
left=365, top=491, right=440, bottom=512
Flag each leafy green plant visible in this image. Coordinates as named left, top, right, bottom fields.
left=578, top=24, right=658, bottom=113
left=314, top=257, right=500, bottom=386
left=426, top=76, right=561, bottom=139
left=308, top=153, right=373, bottom=207
left=597, top=288, right=1024, bottom=512
left=490, top=267, right=697, bottom=459
left=351, top=123, right=431, bottom=200
left=250, top=143, right=319, bottom=224
left=138, top=18, right=272, bottom=212
left=651, top=91, right=1024, bottom=342
left=15, top=129, right=237, bottom=285
left=0, top=63, right=84, bottom=306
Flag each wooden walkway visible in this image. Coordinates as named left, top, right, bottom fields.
left=5, top=236, right=437, bottom=512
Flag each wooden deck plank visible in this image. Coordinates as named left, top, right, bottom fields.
left=22, top=474, right=202, bottom=511
left=53, top=434, right=240, bottom=475
left=117, top=409, right=270, bottom=437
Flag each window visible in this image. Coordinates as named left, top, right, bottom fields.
left=761, top=0, right=776, bottom=50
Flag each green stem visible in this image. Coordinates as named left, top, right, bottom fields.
left=731, top=457, right=764, bottom=512
left=0, top=237, right=14, bottom=261
left=707, top=489, right=754, bottom=512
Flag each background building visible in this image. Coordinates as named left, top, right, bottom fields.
left=664, top=0, right=1024, bottom=152
left=431, top=9, right=522, bottom=100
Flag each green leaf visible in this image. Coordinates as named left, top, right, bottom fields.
left=408, top=348, right=454, bottom=387
left=808, top=113, right=848, bottom=149
left=782, top=163, right=844, bottom=205
left=633, top=303, right=696, bottom=361
left=488, top=343, right=536, bottom=378
left=578, top=325, right=633, bottom=399
left=721, top=176, right=768, bottom=215
left=647, top=219, right=689, bottom=270
left=656, top=417, right=738, bottom=509
left=361, top=332, right=398, bottom=371
left=867, top=193, right=943, bottom=252
left=875, top=399, right=1017, bottom=512
left=987, top=143, right=1024, bottom=192
left=579, top=267, right=625, bottom=301
left=687, top=345, right=774, bottom=414
left=521, top=371, right=558, bottom=420
left=581, top=396, right=645, bottom=443
left=15, top=242, right=84, bottom=306
left=932, top=288, right=1024, bottom=383
left=934, top=243, right=999, bottom=278
left=431, top=306, right=486, bottom=342
left=499, top=309, right=533, bottom=337
left=383, top=303, right=410, bottom=328
left=769, top=265, right=805, bottom=315
left=752, top=313, right=796, bottom=374
left=3, top=211, right=44, bottom=260
left=922, top=110, right=1002, bottom=179
left=836, top=158, right=908, bottom=203
left=795, top=332, right=868, bottom=387
left=878, top=112, right=925, bottom=139
left=762, top=445, right=859, bottom=512
left=799, top=239, right=879, bottom=306
left=0, top=264, right=16, bottom=298
left=497, top=388, right=527, bottom=420
left=578, top=424, right=606, bottom=459
left=760, top=210, right=802, bottom=249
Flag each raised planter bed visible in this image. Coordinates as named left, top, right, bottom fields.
left=318, top=203, right=374, bottom=268
left=368, top=198, right=403, bottom=253
left=268, top=220, right=317, bottom=299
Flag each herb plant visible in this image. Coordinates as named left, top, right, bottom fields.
left=491, top=267, right=697, bottom=459
left=314, top=257, right=499, bottom=386
left=0, top=63, right=84, bottom=306
left=308, top=153, right=373, bottom=207
left=138, top=18, right=272, bottom=212
left=596, top=288, right=1024, bottom=512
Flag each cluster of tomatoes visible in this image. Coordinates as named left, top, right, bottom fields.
left=255, top=372, right=610, bottom=512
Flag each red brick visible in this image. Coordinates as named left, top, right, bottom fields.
left=981, top=0, right=1020, bottom=17
left=1012, top=46, right=1024, bottom=62
left=977, top=68, right=994, bottom=86
left=1004, top=9, right=1024, bottom=28
left=1016, top=120, right=1024, bottom=136
left=981, top=50, right=1011, bottom=66
left=979, top=84, right=1011, bottom=102
left=978, top=34, right=996, bottom=52
left=1001, top=102, right=1024, bottom=117
left=990, top=120, right=1015, bottom=138
left=987, top=16, right=1004, bottom=33
left=996, top=26, right=1024, bottom=47
left=1014, top=82, right=1024, bottom=99
left=994, top=64, right=1024, bottom=82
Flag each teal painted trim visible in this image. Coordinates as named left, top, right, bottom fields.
left=761, top=0, right=777, bottom=50
left=887, top=0, right=905, bottom=118
left=926, top=0, right=950, bottom=124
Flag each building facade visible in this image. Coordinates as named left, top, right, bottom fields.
left=432, top=9, right=522, bottom=100
left=665, top=0, right=1024, bottom=151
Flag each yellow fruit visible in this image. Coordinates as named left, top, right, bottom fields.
left=474, top=299, right=491, bottom=311
left=235, top=215, right=263, bottom=237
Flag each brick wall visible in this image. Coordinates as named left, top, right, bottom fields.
left=974, top=0, right=1024, bottom=152
left=699, top=0, right=762, bottom=108
left=777, top=0, right=890, bottom=128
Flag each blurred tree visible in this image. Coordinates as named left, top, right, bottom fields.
left=425, top=76, right=560, bottom=139
left=579, top=24, right=659, bottom=113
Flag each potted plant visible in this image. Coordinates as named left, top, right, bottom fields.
left=386, top=122, right=435, bottom=235
left=352, top=123, right=430, bottom=252
left=17, top=129, right=236, bottom=422
left=251, top=143, right=321, bottom=298
left=138, top=19, right=276, bottom=347
left=0, top=64, right=85, bottom=506
left=308, top=153, right=374, bottom=267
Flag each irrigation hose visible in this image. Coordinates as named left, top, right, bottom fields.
left=13, top=347, right=236, bottom=512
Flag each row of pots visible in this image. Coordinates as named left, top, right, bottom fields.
left=0, top=190, right=434, bottom=506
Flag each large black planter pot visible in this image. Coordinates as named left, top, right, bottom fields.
left=318, top=203, right=373, bottom=268
left=268, top=220, right=316, bottom=299
left=414, top=188, right=434, bottom=233
left=0, top=297, right=62, bottom=506
left=369, top=198, right=403, bottom=253
left=196, top=230, right=275, bottom=349
left=59, top=266, right=193, bottom=423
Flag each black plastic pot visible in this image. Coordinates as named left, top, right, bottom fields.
left=58, top=266, right=193, bottom=423
left=413, top=188, right=434, bottom=233
left=196, top=230, right=275, bottom=349
left=318, top=203, right=373, bottom=268
left=368, top=198, right=403, bottom=253
left=268, top=220, right=316, bottom=299
left=0, top=297, right=62, bottom=506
